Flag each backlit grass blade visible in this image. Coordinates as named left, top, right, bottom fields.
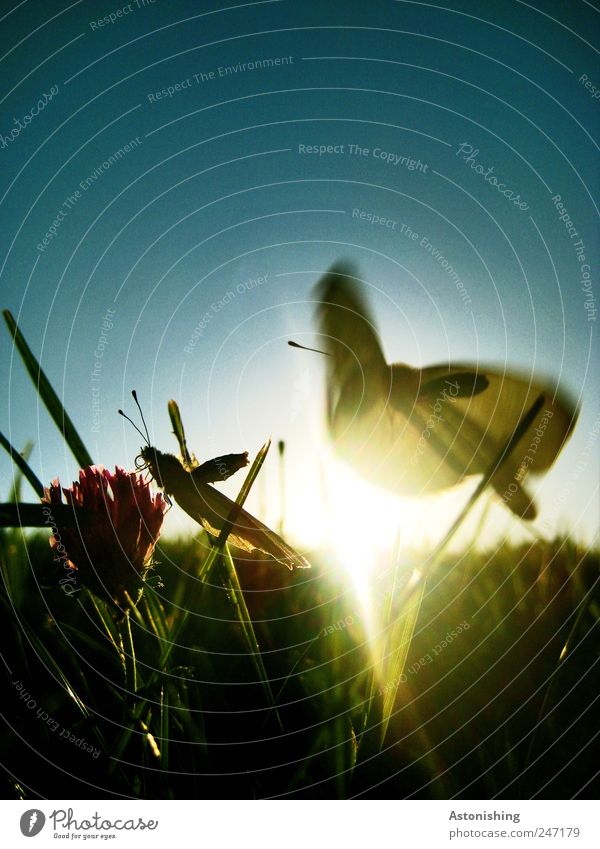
left=331, top=716, right=357, bottom=798
left=268, top=629, right=323, bottom=719
left=221, top=544, right=282, bottom=729
left=143, top=591, right=168, bottom=642
left=87, top=593, right=121, bottom=657
left=59, top=621, right=121, bottom=666
left=393, top=394, right=546, bottom=614
left=0, top=433, right=44, bottom=498
left=14, top=606, right=103, bottom=741
left=167, top=680, right=207, bottom=745
left=362, top=397, right=543, bottom=754
left=215, top=438, right=271, bottom=546
left=159, top=685, right=169, bottom=771
left=119, top=612, right=139, bottom=693
left=3, top=310, right=93, bottom=468
left=144, top=440, right=275, bottom=738
left=430, top=393, right=545, bottom=562
left=168, top=399, right=195, bottom=469
left=140, top=717, right=161, bottom=760
left=159, top=440, right=279, bottom=722
left=108, top=614, right=147, bottom=775
left=108, top=699, right=147, bottom=774
left=0, top=443, right=42, bottom=607
left=379, top=568, right=426, bottom=746
left=158, top=605, right=187, bottom=670
left=5, top=604, right=111, bottom=762
left=198, top=438, right=271, bottom=581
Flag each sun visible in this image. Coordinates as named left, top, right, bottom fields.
left=284, top=436, right=501, bottom=608
left=287, top=443, right=447, bottom=575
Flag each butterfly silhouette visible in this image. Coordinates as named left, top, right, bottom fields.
left=313, top=262, right=578, bottom=520
left=139, top=445, right=309, bottom=569
left=121, top=395, right=310, bottom=570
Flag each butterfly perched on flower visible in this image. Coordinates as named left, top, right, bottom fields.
left=120, top=394, right=309, bottom=570
left=312, top=262, right=578, bottom=520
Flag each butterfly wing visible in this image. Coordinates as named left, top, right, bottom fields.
left=409, top=364, right=577, bottom=514
left=316, top=264, right=445, bottom=491
left=413, top=363, right=577, bottom=472
left=315, top=267, right=578, bottom=519
left=172, top=474, right=310, bottom=570
left=143, top=447, right=309, bottom=568
left=382, top=363, right=576, bottom=517
left=316, top=262, right=392, bottom=430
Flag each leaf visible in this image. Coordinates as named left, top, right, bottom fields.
left=3, top=310, right=93, bottom=469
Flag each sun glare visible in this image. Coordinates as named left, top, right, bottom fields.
left=287, top=444, right=448, bottom=582
left=285, top=437, right=501, bottom=611
left=288, top=445, right=471, bottom=556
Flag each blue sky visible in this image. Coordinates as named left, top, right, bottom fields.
left=1, top=0, right=598, bottom=552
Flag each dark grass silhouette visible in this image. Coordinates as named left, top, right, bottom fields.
left=1, top=527, right=597, bottom=799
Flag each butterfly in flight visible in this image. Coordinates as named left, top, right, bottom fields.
left=120, top=393, right=310, bottom=570
left=305, top=262, right=578, bottom=520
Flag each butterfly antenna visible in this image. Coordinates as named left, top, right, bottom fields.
left=118, top=408, right=148, bottom=445
left=287, top=340, right=330, bottom=356
left=131, top=390, right=151, bottom=445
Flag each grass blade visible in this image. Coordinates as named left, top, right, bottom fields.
left=157, top=441, right=279, bottom=724
left=379, top=568, right=426, bottom=746
left=198, top=438, right=272, bottom=581
left=0, top=433, right=43, bottom=498
left=143, top=591, right=168, bottom=642
left=3, top=310, right=93, bottom=469
left=87, top=592, right=121, bottom=657
left=430, top=393, right=545, bottom=562
left=215, top=438, right=271, bottom=547
left=0, top=502, right=95, bottom=528
left=119, top=612, right=138, bottom=693
left=151, top=442, right=274, bottom=719
left=167, top=399, right=195, bottom=469
left=221, top=544, right=282, bottom=729
left=159, top=685, right=169, bottom=770
left=393, top=394, right=546, bottom=614
left=6, top=440, right=34, bottom=503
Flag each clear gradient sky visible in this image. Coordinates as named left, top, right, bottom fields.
left=1, top=0, right=598, bottom=556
